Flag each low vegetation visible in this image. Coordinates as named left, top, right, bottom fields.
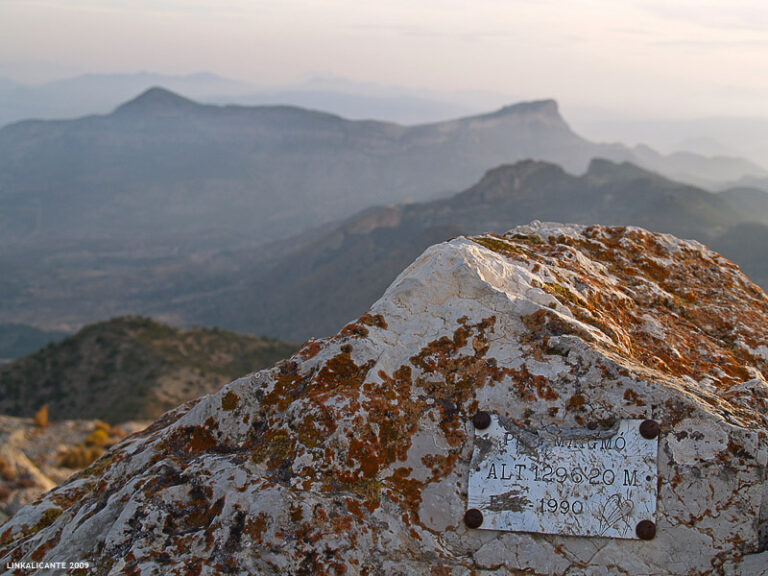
left=0, top=316, right=296, bottom=423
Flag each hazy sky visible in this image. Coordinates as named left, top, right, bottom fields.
left=2, top=0, right=768, bottom=118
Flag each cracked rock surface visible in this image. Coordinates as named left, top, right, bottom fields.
left=1, top=222, right=767, bottom=575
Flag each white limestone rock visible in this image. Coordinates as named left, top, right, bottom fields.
left=1, top=223, right=767, bottom=576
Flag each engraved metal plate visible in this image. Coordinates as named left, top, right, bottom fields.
left=467, top=416, right=659, bottom=538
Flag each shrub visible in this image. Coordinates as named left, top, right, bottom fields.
left=93, top=420, right=111, bottom=433
left=33, top=404, right=49, bottom=428
left=85, top=428, right=109, bottom=447
left=59, top=445, right=103, bottom=469
left=0, top=456, right=14, bottom=482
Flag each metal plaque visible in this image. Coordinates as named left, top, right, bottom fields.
left=467, top=416, right=659, bottom=539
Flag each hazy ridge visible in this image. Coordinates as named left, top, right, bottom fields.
left=179, top=158, right=768, bottom=342
left=0, top=88, right=766, bottom=344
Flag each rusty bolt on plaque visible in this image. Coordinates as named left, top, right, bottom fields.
left=472, top=411, right=491, bottom=430
left=635, top=519, right=656, bottom=540
left=464, top=508, right=484, bottom=529
left=639, top=419, right=660, bottom=440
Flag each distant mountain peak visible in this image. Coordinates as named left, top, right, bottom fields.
left=586, top=158, right=661, bottom=181
left=482, top=159, right=568, bottom=181
left=112, top=87, right=200, bottom=116
left=488, top=99, right=561, bottom=119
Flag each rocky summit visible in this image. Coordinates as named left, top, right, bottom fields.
left=1, top=222, right=767, bottom=575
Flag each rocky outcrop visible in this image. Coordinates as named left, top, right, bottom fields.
left=1, top=223, right=767, bottom=575
left=0, top=416, right=148, bottom=524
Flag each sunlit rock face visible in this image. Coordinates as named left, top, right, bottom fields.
left=1, top=222, right=767, bottom=576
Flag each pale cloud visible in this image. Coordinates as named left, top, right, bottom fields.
left=633, top=0, right=768, bottom=32
left=0, top=0, right=766, bottom=117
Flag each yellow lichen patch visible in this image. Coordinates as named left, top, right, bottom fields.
left=82, top=453, right=114, bottom=478
left=509, top=233, right=544, bottom=245
left=543, top=282, right=586, bottom=307
left=251, top=428, right=295, bottom=469
left=35, top=507, right=62, bottom=530
left=296, top=412, right=329, bottom=449
left=471, top=236, right=528, bottom=258
left=334, top=477, right=383, bottom=513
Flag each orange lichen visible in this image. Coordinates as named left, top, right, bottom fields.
left=4, top=224, right=767, bottom=573
left=338, top=314, right=388, bottom=339
left=242, top=512, right=269, bottom=545
left=624, top=388, right=644, bottom=406
left=474, top=226, right=768, bottom=428
left=221, top=391, right=239, bottom=411
left=297, top=339, right=325, bottom=361
left=534, top=375, right=559, bottom=401
left=566, top=394, right=586, bottom=411
left=187, top=426, right=218, bottom=453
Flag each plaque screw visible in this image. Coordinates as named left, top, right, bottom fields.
left=635, top=519, right=656, bottom=540
left=472, top=411, right=491, bottom=430
left=639, top=419, right=660, bottom=439
left=464, top=508, right=484, bottom=529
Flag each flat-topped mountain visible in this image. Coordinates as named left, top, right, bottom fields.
left=2, top=223, right=765, bottom=574
left=0, top=316, right=296, bottom=423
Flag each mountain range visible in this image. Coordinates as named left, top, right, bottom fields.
left=575, top=114, right=768, bottom=177
left=0, top=72, right=250, bottom=128
left=0, top=88, right=761, bottom=252
left=170, top=159, right=768, bottom=341
left=1, top=89, right=767, bottom=342
left=5, top=158, right=766, bottom=344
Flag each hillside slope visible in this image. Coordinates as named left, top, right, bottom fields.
left=0, top=317, right=296, bottom=422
